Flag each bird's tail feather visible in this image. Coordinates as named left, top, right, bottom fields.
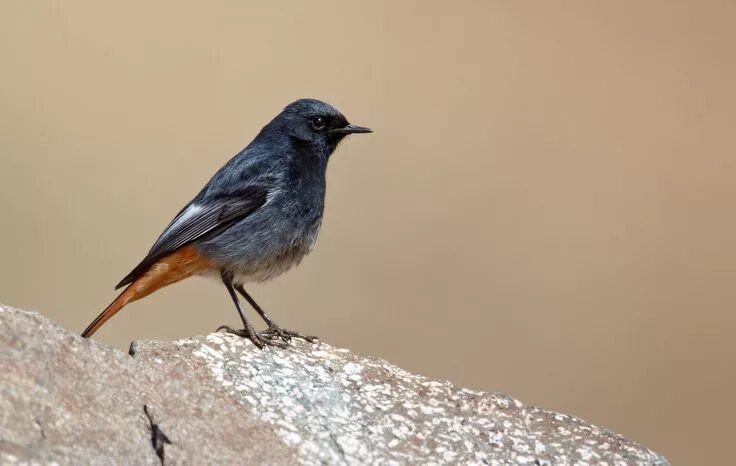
left=81, top=285, right=137, bottom=338
left=81, top=244, right=213, bottom=338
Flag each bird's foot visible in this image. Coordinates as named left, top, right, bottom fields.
left=258, top=325, right=318, bottom=344
left=216, top=325, right=287, bottom=349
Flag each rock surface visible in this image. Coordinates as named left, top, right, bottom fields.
left=0, top=304, right=668, bottom=465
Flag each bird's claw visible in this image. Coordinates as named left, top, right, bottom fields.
left=216, top=325, right=287, bottom=349
left=258, top=325, right=318, bottom=344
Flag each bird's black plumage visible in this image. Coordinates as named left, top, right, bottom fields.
left=84, top=98, right=371, bottom=347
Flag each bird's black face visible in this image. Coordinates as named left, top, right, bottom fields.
left=280, top=99, right=372, bottom=158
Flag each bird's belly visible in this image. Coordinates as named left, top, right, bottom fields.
left=228, top=223, right=320, bottom=284
left=231, top=244, right=310, bottom=283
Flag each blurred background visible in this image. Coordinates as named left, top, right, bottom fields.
left=1, top=1, right=734, bottom=463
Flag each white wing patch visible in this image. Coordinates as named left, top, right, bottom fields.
left=169, top=204, right=204, bottom=231
left=152, top=204, right=204, bottom=250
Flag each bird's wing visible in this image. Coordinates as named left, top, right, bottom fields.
left=115, top=185, right=269, bottom=289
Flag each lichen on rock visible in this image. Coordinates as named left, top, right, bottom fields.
left=0, top=304, right=668, bottom=465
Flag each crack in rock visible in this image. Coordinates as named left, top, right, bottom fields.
left=143, top=405, right=172, bottom=465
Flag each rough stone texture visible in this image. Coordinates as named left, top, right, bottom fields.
left=0, top=304, right=668, bottom=465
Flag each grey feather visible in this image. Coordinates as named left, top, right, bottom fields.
left=115, top=186, right=268, bottom=289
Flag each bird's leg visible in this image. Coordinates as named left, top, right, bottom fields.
left=217, top=271, right=285, bottom=349
left=234, top=284, right=318, bottom=343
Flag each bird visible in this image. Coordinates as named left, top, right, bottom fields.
left=81, top=98, right=372, bottom=348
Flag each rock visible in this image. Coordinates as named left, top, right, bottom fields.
left=0, top=304, right=668, bottom=465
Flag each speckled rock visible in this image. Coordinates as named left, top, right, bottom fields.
left=0, top=305, right=293, bottom=465
left=0, top=305, right=668, bottom=465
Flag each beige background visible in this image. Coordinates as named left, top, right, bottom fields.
left=2, top=1, right=735, bottom=464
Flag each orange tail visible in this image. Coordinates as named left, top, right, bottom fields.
left=81, top=245, right=213, bottom=338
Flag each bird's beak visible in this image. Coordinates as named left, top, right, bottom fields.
left=329, top=124, right=373, bottom=135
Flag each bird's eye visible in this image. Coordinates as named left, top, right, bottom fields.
left=311, top=116, right=326, bottom=131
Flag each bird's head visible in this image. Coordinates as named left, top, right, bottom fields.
left=269, top=98, right=372, bottom=158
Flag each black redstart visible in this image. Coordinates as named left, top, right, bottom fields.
left=81, top=99, right=371, bottom=347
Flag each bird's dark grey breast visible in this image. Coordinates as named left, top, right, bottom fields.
left=195, top=148, right=327, bottom=283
